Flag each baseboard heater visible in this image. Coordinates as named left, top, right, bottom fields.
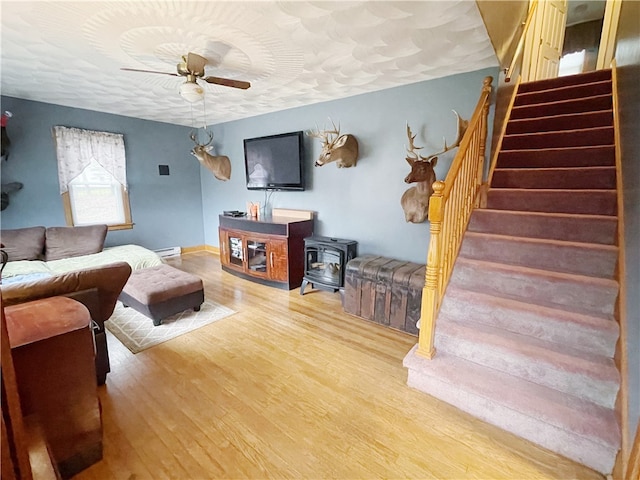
left=154, top=246, right=181, bottom=258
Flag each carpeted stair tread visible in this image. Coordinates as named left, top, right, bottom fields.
left=468, top=209, right=618, bottom=244
left=459, top=231, right=618, bottom=279
left=517, top=69, right=611, bottom=93
left=403, top=347, right=620, bottom=474
left=497, top=145, right=615, bottom=168
left=406, top=68, right=621, bottom=474
left=403, top=348, right=620, bottom=447
left=510, top=94, right=612, bottom=120
left=486, top=188, right=617, bottom=215
left=450, top=257, right=619, bottom=318
left=506, top=110, right=613, bottom=134
left=501, top=126, right=613, bottom=150
left=491, top=166, right=616, bottom=190
left=439, top=286, right=618, bottom=357
left=514, top=79, right=612, bottom=106
left=434, top=319, right=619, bottom=408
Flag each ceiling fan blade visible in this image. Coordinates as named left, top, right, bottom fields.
left=203, top=76, right=251, bottom=90
left=121, top=67, right=179, bottom=77
left=186, top=52, right=207, bottom=76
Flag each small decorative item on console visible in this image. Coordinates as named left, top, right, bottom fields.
left=223, top=210, right=246, bottom=217
left=246, top=201, right=260, bottom=218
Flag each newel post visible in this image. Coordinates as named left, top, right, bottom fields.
left=417, top=181, right=445, bottom=359
left=476, top=76, right=493, bottom=208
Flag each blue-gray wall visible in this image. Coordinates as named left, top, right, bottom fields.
left=1, top=67, right=496, bottom=262
left=0, top=97, right=204, bottom=250
left=203, top=67, right=497, bottom=264
left=615, top=0, right=640, bottom=455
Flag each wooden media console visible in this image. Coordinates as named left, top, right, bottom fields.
left=218, top=210, right=314, bottom=290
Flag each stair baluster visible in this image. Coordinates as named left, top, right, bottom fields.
left=417, top=76, right=493, bottom=359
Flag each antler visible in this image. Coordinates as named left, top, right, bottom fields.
left=307, top=124, right=328, bottom=143
left=327, top=118, right=340, bottom=137
left=307, top=118, right=341, bottom=146
left=190, top=129, right=214, bottom=147
left=405, top=124, right=425, bottom=161
left=425, top=110, right=468, bottom=161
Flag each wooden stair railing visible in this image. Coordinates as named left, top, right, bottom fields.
left=612, top=60, right=634, bottom=480
left=504, top=0, right=538, bottom=83
left=417, top=76, right=493, bottom=359
left=486, top=76, right=521, bottom=189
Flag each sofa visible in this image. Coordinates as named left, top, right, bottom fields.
left=0, top=224, right=165, bottom=384
left=1, top=225, right=164, bottom=284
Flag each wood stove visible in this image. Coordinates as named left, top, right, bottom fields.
left=300, top=236, right=357, bottom=294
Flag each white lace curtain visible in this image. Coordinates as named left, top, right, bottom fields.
left=52, top=126, right=127, bottom=194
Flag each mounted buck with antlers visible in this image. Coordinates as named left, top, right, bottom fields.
left=401, top=111, right=468, bottom=223
left=307, top=119, right=359, bottom=168
left=190, top=130, right=231, bottom=181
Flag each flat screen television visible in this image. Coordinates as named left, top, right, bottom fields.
left=243, top=131, right=305, bottom=191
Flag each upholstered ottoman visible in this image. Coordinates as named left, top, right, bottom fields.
left=118, top=264, right=204, bottom=326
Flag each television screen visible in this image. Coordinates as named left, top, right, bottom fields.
left=243, top=131, right=305, bottom=191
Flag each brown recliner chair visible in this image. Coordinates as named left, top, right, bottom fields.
left=1, top=262, right=132, bottom=384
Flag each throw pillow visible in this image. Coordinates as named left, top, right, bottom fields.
left=0, top=226, right=46, bottom=261
left=45, top=225, right=108, bottom=261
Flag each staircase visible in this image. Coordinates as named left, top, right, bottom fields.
left=403, top=69, right=621, bottom=475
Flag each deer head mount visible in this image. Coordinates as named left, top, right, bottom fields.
left=307, top=119, right=359, bottom=168
left=401, top=111, right=468, bottom=223
left=190, top=129, right=231, bottom=181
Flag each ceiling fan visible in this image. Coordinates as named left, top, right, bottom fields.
left=121, top=52, right=250, bottom=102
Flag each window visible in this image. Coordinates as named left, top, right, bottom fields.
left=68, top=160, right=126, bottom=225
left=559, top=49, right=586, bottom=77
left=53, top=126, right=132, bottom=230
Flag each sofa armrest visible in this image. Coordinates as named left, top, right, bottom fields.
left=0, top=262, right=132, bottom=328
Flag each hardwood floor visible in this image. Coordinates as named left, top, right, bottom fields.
left=76, top=252, right=603, bottom=479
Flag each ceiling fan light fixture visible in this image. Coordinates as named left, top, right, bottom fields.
left=179, top=81, right=204, bottom=103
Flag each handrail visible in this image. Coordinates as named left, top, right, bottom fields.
left=611, top=60, right=632, bottom=476
left=486, top=75, right=522, bottom=189
left=416, top=76, right=493, bottom=359
left=504, top=0, right=538, bottom=83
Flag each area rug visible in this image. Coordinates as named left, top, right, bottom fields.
left=106, top=301, right=236, bottom=354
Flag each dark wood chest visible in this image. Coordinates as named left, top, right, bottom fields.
left=343, top=255, right=425, bottom=335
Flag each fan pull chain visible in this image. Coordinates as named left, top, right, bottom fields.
left=187, top=90, right=207, bottom=141
left=201, top=93, right=208, bottom=131
left=189, top=102, right=197, bottom=131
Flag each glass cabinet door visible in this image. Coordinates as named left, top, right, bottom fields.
left=306, top=246, right=343, bottom=287
left=246, top=239, right=267, bottom=273
left=228, top=235, right=243, bottom=267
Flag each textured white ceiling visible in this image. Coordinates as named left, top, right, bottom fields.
left=566, top=0, right=606, bottom=27
left=1, top=1, right=498, bottom=127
